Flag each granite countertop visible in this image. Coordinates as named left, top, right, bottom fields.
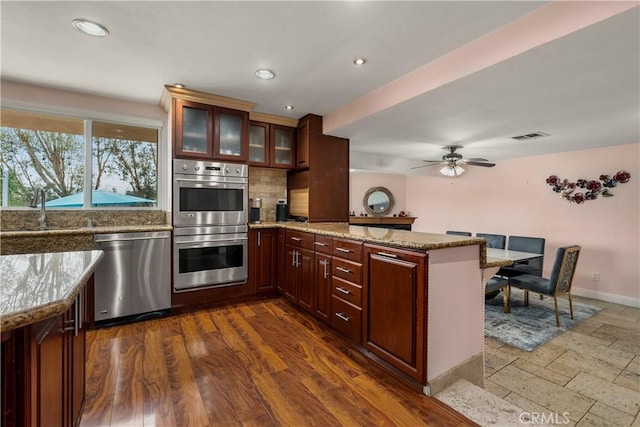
left=0, top=250, right=104, bottom=332
left=250, top=222, right=515, bottom=269
left=251, top=221, right=486, bottom=251
left=0, top=224, right=173, bottom=238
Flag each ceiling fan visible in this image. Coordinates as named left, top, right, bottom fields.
left=411, top=145, right=495, bottom=177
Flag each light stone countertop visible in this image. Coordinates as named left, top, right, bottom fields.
left=0, top=224, right=173, bottom=238
left=249, top=222, right=511, bottom=268
left=0, top=250, right=104, bottom=332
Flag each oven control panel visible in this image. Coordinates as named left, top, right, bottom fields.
left=174, top=159, right=247, bottom=178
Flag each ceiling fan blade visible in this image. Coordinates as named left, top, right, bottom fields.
left=467, top=157, right=489, bottom=162
left=421, top=159, right=443, bottom=163
left=411, top=162, right=445, bottom=170
left=463, top=160, right=496, bottom=167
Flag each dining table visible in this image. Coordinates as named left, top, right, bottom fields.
left=482, top=247, right=544, bottom=312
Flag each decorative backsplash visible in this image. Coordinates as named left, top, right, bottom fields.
left=0, top=209, right=168, bottom=230
left=248, top=167, right=287, bottom=222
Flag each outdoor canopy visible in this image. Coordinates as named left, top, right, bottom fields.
left=44, top=190, right=155, bottom=207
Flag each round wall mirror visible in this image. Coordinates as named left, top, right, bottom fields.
left=363, top=186, right=394, bottom=216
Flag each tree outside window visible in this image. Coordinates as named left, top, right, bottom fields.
left=0, top=109, right=158, bottom=208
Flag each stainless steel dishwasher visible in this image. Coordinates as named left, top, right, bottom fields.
left=94, top=231, right=171, bottom=325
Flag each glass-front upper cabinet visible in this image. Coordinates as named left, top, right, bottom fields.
left=174, top=99, right=213, bottom=158
left=270, top=125, right=295, bottom=169
left=249, top=121, right=269, bottom=166
left=214, top=107, right=248, bottom=162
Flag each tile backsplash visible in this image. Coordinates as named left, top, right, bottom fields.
left=248, top=167, right=287, bottom=222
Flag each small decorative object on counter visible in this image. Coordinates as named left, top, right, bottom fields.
left=546, top=171, right=631, bottom=204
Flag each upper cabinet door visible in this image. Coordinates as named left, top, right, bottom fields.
left=270, top=125, right=295, bottom=169
left=296, top=114, right=322, bottom=170
left=296, top=120, right=310, bottom=169
left=174, top=99, right=213, bottom=159
left=214, top=107, right=248, bottom=162
left=249, top=121, right=269, bottom=167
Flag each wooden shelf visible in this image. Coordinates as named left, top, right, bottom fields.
left=349, top=216, right=417, bottom=225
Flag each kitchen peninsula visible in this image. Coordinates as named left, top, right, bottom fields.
left=0, top=250, right=104, bottom=427
left=252, top=222, right=491, bottom=395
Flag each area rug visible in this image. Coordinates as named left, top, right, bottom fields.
left=484, top=288, right=602, bottom=351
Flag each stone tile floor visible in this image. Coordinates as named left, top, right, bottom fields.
left=484, top=295, right=640, bottom=426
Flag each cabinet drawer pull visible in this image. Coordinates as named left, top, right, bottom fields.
left=377, top=251, right=398, bottom=259
left=314, top=242, right=327, bottom=247
left=335, top=287, right=351, bottom=295
left=335, top=312, right=351, bottom=322
left=291, top=236, right=302, bottom=242
left=336, top=247, right=351, bottom=253
left=336, top=266, right=351, bottom=274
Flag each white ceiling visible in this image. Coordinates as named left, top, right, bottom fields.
left=1, top=1, right=638, bottom=174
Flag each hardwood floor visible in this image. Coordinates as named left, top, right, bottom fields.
left=80, top=298, right=476, bottom=427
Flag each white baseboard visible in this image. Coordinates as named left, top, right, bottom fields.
left=572, top=287, right=640, bottom=308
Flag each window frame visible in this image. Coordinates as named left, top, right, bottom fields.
left=0, top=105, right=166, bottom=210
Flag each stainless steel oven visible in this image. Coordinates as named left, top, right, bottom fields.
left=173, top=159, right=249, bottom=291
left=173, top=226, right=248, bottom=291
left=173, top=159, right=248, bottom=227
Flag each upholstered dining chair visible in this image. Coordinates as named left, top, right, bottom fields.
left=476, top=233, right=506, bottom=249
left=498, top=236, right=545, bottom=278
left=446, top=230, right=472, bottom=236
left=509, top=245, right=581, bottom=327
left=485, top=276, right=510, bottom=313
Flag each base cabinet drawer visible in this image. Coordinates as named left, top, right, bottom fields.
left=332, top=257, right=362, bottom=284
left=331, top=276, right=362, bottom=307
left=331, top=295, right=362, bottom=343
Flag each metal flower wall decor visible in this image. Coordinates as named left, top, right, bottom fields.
left=546, top=171, right=631, bottom=204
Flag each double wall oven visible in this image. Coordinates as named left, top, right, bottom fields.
left=173, top=159, right=248, bottom=292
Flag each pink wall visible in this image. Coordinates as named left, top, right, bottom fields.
left=350, top=172, right=407, bottom=216
left=352, top=144, right=639, bottom=305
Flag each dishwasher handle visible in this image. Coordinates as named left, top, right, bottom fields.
left=94, top=235, right=169, bottom=243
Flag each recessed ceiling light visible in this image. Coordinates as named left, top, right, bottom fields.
left=72, top=19, right=109, bottom=37
left=173, top=83, right=185, bottom=88
left=254, top=69, right=275, bottom=80
left=284, top=105, right=294, bottom=111
left=353, top=58, right=366, bottom=66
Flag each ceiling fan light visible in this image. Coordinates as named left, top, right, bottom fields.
left=440, top=165, right=465, bottom=177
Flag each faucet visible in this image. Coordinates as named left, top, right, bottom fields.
left=29, top=187, right=47, bottom=228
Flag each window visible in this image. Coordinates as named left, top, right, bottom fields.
left=1, top=108, right=159, bottom=208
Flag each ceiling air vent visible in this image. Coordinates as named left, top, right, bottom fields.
left=512, top=132, right=550, bottom=141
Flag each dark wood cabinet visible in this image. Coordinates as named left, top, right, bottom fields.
left=214, top=107, right=249, bottom=162
left=2, top=290, right=87, bottom=427
left=36, top=316, right=65, bottom=427
left=330, top=238, right=364, bottom=343
left=283, top=231, right=315, bottom=313
left=174, top=99, right=214, bottom=159
left=313, top=235, right=333, bottom=322
left=277, top=229, right=286, bottom=294
left=314, top=252, right=332, bottom=322
left=249, top=121, right=295, bottom=169
left=295, top=248, right=314, bottom=313
left=173, top=99, right=248, bottom=162
left=363, top=244, right=427, bottom=383
left=288, top=115, right=349, bottom=222
left=250, top=229, right=278, bottom=294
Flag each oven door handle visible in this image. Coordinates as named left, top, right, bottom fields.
left=176, top=237, right=248, bottom=245
left=175, top=178, right=245, bottom=187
